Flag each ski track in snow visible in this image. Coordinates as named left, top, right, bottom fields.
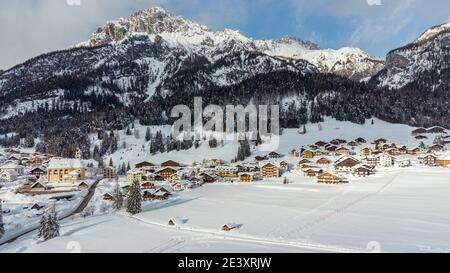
left=281, top=171, right=402, bottom=239
left=129, top=213, right=364, bottom=253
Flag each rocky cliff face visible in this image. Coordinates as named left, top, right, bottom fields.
left=372, top=23, right=450, bottom=89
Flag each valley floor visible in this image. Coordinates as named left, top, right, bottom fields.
left=2, top=167, right=450, bottom=253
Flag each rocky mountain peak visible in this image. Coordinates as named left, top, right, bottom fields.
left=81, top=7, right=210, bottom=47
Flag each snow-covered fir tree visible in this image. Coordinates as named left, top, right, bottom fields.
left=113, top=179, right=124, bottom=210
left=145, top=127, right=152, bottom=141
left=126, top=180, right=142, bottom=215
left=38, top=212, right=60, bottom=241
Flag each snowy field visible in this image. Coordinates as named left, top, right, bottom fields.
left=2, top=167, right=450, bottom=253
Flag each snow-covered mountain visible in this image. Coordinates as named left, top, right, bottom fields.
left=0, top=7, right=449, bottom=156
left=255, top=37, right=384, bottom=80
left=78, top=7, right=383, bottom=79
left=372, top=22, right=450, bottom=89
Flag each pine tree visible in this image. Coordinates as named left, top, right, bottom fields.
left=0, top=199, right=5, bottom=239
left=39, top=212, right=60, bottom=241
left=126, top=180, right=142, bottom=215
left=134, top=129, right=140, bottom=139
left=371, top=119, right=375, bottom=125
left=113, top=180, right=123, bottom=210
left=48, top=213, right=60, bottom=239
left=208, top=136, right=218, bottom=148
left=127, top=162, right=131, bottom=171
left=120, top=162, right=126, bottom=175
left=37, top=214, right=47, bottom=239
left=283, top=177, right=289, bottom=184
left=109, top=158, right=114, bottom=167
left=145, top=127, right=151, bottom=141
left=126, top=126, right=132, bottom=135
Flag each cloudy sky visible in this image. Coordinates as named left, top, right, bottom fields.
left=1, top=0, right=449, bottom=70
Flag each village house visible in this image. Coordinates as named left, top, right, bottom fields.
left=353, top=166, right=371, bottom=177
left=297, top=159, right=311, bottom=168
left=329, top=139, right=340, bottom=145
left=30, top=181, right=47, bottom=192
left=33, top=155, right=44, bottom=166
left=143, top=173, right=165, bottom=183
left=395, top=155, right=415, bottom=167
left=362, top=156, right=378, bottom=167
left=408, top=147, right=422, bottom=155
left=161, top=160, right=180, bottom=168
left=172, top=180, right=192, bottom=191
left=168, top=217, right=184, bottom=227
left=385, top=148, right=400, bottom=156
left=141, top=181, right=155, bottom=190
left=360, top=147, right=372, bottom=157
left=355, top=137, right=367, bottom=144
left=398, top=146, right=408, bottom=154
left=334, top=156, right=360, bottom=172
left=303, top=149, right=314, bottom=159
left=254, top=155, right=266, bottom=161
left=22, top=160, right=34, bottom=168
left=412, top=128, right=427, bottom=135
left=77, top=181, right=89, bottom=190
left=336, top=147, right=350, bottom=155
left=31, top=203, right=45, bottom=210
left=427, top=126, right=446, bottom=134
left=205, top=159, right=222, bottom=167
left=155, top=167, right=178, bottom=181
left=30, top=167, right=46, bottom=179
left=135, top=161, right=155, bottom=169
left=47, top=158, right=85, bottom=183
left=215, top=166, right=238, bottom=177
left=374, top=138, right=388, bottom=145
left=419, top=154, right=438, bottom=166
left=268, top=151, right=283, bottom=159
left=103, top=193, right=114, bottom=201
left=260, top=163, right=279, bottom=178
left=190, top=176, right=203, bottom=186
left=239, top=173, right=254, bottom=182
left=200, top=172, right=216, bottom=183
left=315, top=141, right=328, bottom=147
left=428, top=144, right=444, bottom=153
left=127, top=169, right=143, bottom=182
left=0, top=169, right=18, bottom=182
left=291, top=149, right=301, bottom=157
left=308, top=144, right=319, bottom=151
left=170, top=173, right=182, bottom=184
left=153, top=188, right=172, bottom=200
left=348, top=141, right=358, bottom=147
left=303, top=168, right=323, bottom=177
left=0, top=162, right=25, bottom=175
left=142, top=190, right=153, bottom=201
left=103, top=167, right=116, bottom=179
left=222, top=223, right=239, bottom=232
left=316, top=157, right=331, bottom=166
left=279, top=161, right=289, bottom=171
left=376, top=153, right=395, bottom=167
left=317, top=172, right=342, bottom=184
left=437, top=152, right=450, bottom=167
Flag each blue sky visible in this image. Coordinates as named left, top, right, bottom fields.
left=1, top=0, right=450, bottom=69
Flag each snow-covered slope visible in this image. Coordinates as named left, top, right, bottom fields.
left=78, top=7, right=383, bottom=80
left=373, top=22, right=450, bottom=89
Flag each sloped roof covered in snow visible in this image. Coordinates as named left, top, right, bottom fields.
left=48, top=157, right=84, bottom=169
